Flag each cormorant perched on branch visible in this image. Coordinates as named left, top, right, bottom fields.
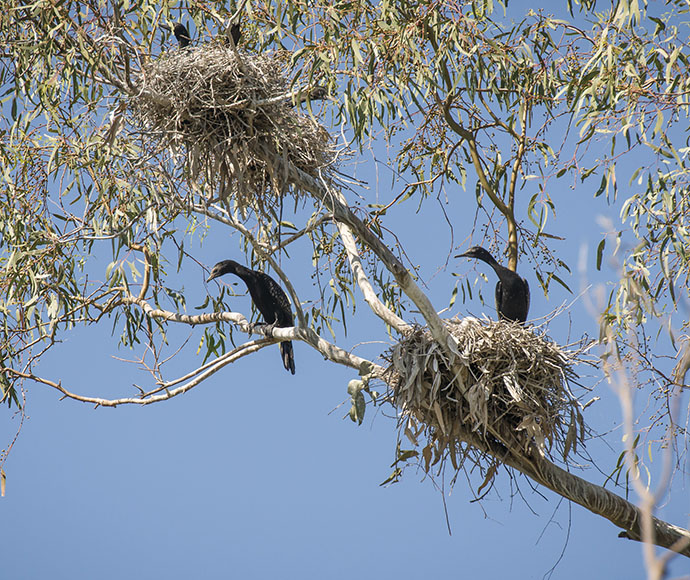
left=207, top=260, right=296, bottom=374
left=162, top=22, right=192, bottom=48
left=456, top=246, right=530, bottom=323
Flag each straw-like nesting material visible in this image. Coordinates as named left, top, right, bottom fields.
left=384, top=317, right=587, bottom=475
left=131, top=44, right=334, bottom=214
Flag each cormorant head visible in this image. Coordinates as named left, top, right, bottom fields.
left=207, top=260, right=240, bottom=282
left=455, top=246, right=497, bottom=265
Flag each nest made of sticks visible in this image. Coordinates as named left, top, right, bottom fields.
left=131, top=44, right=335, bottom=214
left=384, top=317, right=588, bottom=476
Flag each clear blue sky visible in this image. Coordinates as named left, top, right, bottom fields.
left=2, top=2, right=689, bottom=578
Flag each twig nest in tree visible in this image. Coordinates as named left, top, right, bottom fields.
left=132, top=45, right=335, bottom=214
left=385, top=317, right=588, bottom=473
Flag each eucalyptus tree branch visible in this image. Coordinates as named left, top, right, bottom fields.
left=123, top=293, right=250, bottom=328
left=438, top=97, right=506, bottom=214
left=477, top=91, right=522, bottom=141
left=296, top=327, right=381, bottom=372
left=254, top=85, right=328, bottom=107
left=124, top=293, right=380, bottom=373
left=335, top=220, right=412, bottom=334
left=438, top=94, right=521, bottom=269
left=129, top=243, right=153, bottom=300
left=40, top=3, right=129, bottom=93
left=3, top=341, right=269, bottom=407
left=4, top=295, right=383, bottom=406
left=452, top=424, right=690, bottom=558
left=296, top=170, right=544, bottom=457
left=519, top=449, right=690, bottom=558
left=267, top=214, right=333, bottom=253
left=474, top=88, right=525, bottom=270
left=504, top=100, right=529, bottom=270
left=290, top=168, right=461, bottom=370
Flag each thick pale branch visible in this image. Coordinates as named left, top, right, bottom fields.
left=293, top=168, right=460, bottom=368
left=458, top=425, right=690, bottom=557
left=336, top=220, right=412, bottom=334
left=520, top=450, right=690, bottom=558
left=296, top=327, right=381, bottom=372
left=123, top=295, right=250, bottom=329
left=124, top=293, right=375, bottom=372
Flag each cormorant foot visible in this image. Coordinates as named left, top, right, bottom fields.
left=251, top=322, right=276, bottom=337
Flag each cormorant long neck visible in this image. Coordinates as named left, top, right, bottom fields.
left=474, top=251, right=510, bottom=279
left=219, top=260, right=253, bottom=282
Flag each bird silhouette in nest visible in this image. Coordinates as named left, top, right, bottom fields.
left=162, top=22, right=192, bottom=48
left=456, top=246, right=530, bottom=323
left=207, top=259, right=296, bottom=374
left=227, top=22, right=241, bottom=46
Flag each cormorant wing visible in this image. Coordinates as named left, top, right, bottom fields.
left=523, top=277, right=531, bottom=321
left=495, top=279, right=504, bottom=321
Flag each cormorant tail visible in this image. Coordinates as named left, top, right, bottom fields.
left=281, top=341, right=295, bottom=375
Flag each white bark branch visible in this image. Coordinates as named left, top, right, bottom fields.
left=5, top=340, right=266, bottom=407
left=454, top=425, right=690, bottom=558
left=123, top=294, right=251, bottom=330
left=290, top=167, right=462, bottom=375
left=336, top=220, right=412, bottom=334
left=125, top=293, right=376, bottom=372
left=11, top=290, right=385, bottom=406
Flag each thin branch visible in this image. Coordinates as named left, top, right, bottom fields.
left=267, top=213, right=333, bottom=253
left=505, top=98, right=529, bottom=271
left=438, top=95, right=510, bottom=218
left=3, top=342, right=266, bottom=407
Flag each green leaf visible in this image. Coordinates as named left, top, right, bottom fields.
left=358, top=360, right=374, bottom=378
left=392, top=449, right=419, bottom=465
left=379, top=468, right=402, bottom=486
left=348, top=390, right=366, bottom=425
left=195, top=295, right=210, bottom=310
left=347, top=379, right=364, bottom=395
left=449, top=282, right=458, bottom=309
left=596, top=239, right=606, bottom=271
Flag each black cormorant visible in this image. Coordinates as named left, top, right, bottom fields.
left=456, top=246, right=530, bottom=323
left=207, top=260, right=296, bottom=374
left=229, top=22, right=241, bottom=46
left=162, top=22, right=192, bottom=48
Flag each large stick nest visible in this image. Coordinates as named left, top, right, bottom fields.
left=384, top=317, right=589, bottom=477
left=131, top=44, right=335, bottom=214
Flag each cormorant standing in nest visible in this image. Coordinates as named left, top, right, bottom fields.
left=228, top=22, right=241, bottom=46
left=162, top=22, right=192, bottom=48
left=207, top=260, right=296, bottom=374
left=456, top=246, right=530, bottom=323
